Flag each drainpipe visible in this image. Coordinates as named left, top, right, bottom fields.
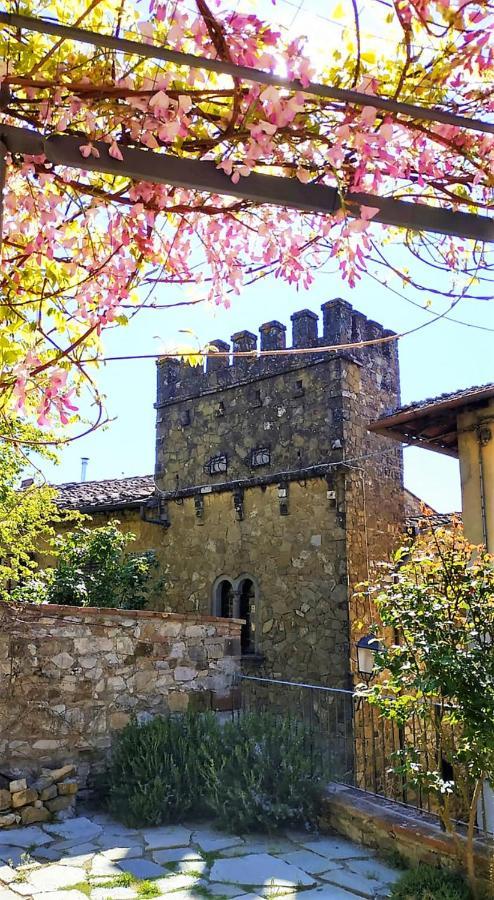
left=474, top=423, right=494, bottom=834
left=477, top=425, right=492, bottom=551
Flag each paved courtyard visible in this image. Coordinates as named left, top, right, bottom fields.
left=0, top=815, right=401, bottom=900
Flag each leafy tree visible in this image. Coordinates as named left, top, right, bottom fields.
left=0, top=0, right=492, bottom=436
left=357, top=521, right=494, bottom=895
left=0, top=424, right=77, bottom=600
left=19, top=521, right=162, bottom=610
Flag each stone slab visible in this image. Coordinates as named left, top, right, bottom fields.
left=322, top=868, right=386, bottom=898
left=234, top=895, right=264, bottom=900
left=154, top=892, right=206, bottom=900
left=6, top=882, right=35, bottom=896
left=32, top=892, right=88, bottom=900
left=90, top=856, right=123, bottom=878
left=190, top=830, right=244, bottom=854
left=43, top=819, right=103, bottom=844
left=0, top=865, right=17, bottom=885
left=345, top=860, right=400, bottom=885
left=116, top=859, right=165, bottom=880
left=301, top=839, right=374, bottom=862
left=101, top=847, right=143, bottom=861
left=96, top=833, right=141, bottom=852
left=275, top=850, right=340, bottom=876
left=0, top=890, right=19, bottom=900
left=0, top=828, right=51, bottom=848
left=91, top=889, right=138, bottom=900
left=286, top=889, right=359, bottom=900
left=58, top=851, right=95, bottom=867
left=175, top=861, right=208, bottom=876
left=224, top=837, right=295, bottom=858
left=27, top=864, right=85, bottom=892
left=32, top=850, right=65, bottom=864
left=207, top=884, right=246, bottom=898
left=152, top=849, right=202, bottom=866
left=0, top=849, right=29, bottom=868
left=210, top=854, right=316, bottom=888
left=142, top=827, right=192, bottom=850
left=154, top=874, right=205, bottom=893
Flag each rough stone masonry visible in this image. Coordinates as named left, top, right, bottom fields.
left=148, top=299, right=405, bottom=686
left=0, top=602, right=241, bottom=783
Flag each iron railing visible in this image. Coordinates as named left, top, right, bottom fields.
left=235, top=674, right=480, bottom=829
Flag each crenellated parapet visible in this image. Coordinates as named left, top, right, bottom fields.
left=156, top=299, right=397, bottom=407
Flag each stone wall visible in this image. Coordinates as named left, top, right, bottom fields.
left=147, top=300, right=404, bottom=685
left=141, top=480, right=351, bottom=685
left=0, top=602, right=241, bottom=783
left=320, top=784, right=493, bottom=894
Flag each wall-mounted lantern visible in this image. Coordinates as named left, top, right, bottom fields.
left=356, top=635, right=382, bottom=683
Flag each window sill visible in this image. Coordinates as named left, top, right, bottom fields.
left=240, top=652, right=265, bottom=665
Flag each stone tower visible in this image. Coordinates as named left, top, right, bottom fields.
left=152, top=299, right=404, bottom=686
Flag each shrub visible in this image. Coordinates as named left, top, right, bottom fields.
left=390, top=865, right=472, bottom=900
left=107, top=712, right=220, bottom=826
left=16, top=521, right=164, bottom=609
left=208, top=712, right=322, bottom=832
left=107, top=711, right=323, bottom=831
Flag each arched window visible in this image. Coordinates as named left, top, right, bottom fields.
left=212, top=574, right=259, bottom=656
left=219, top=579, right=234, bottom=618
left=238, top=578, right=256, bottom=655
left=212, top=577, right=234, bottom=618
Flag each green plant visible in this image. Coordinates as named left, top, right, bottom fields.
left=107, top=711, right=221, bottom=826
left=135, top=881, right=160, bottom=898
left=62, top=883, right=91, bottom=897
left=0, top=423, right=79, bottom=602
left=98, top=875, right=134, bottom=889
left=357, top=522, right=494, bottom=896
left=208, top=712, right=323, bottom=832
left=96, top=873, right=160, bottom=898
left=23, top=521, right=162, bottom=609
left=107, top=711, right=324, bottom=831
left=390, top=865, right=472, bottom=900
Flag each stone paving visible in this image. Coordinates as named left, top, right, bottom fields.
left=0, top=814, right=401, bottom=900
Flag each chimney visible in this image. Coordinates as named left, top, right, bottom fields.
left=80, top=458, right=89, bottom=483
left=20, top=478, right=34, bottom=489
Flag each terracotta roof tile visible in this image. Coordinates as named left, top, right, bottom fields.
left=55, top=475, right=155, bottom=511
left=379, top=382, right=494, bottom=422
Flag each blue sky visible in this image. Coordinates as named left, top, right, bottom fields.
left=40, top=260, right=493, bottom=512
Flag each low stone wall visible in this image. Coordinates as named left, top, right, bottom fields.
left=319, top=784, right=494, bottom=893
left=0, top=764, right=80, bottom=828
left=0, top=602, right=241, bottom=786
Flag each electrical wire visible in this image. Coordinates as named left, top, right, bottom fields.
left=1, top=12, right=493, bottom=135
left=80, top=300, right=459, bottom=363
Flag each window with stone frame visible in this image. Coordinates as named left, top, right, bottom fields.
left=213, top=576, right=257, bottom=656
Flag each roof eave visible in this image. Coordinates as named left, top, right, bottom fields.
left=370, top=385, right=494, bottom=435
left=369, top=424, right=459, bottom=459
left=57, top=498, right=150, bottom=514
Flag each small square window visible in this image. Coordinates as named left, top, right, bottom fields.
left=251, top=447, right=270, bottom=468
left=204, top=454, right=228, bottom=476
